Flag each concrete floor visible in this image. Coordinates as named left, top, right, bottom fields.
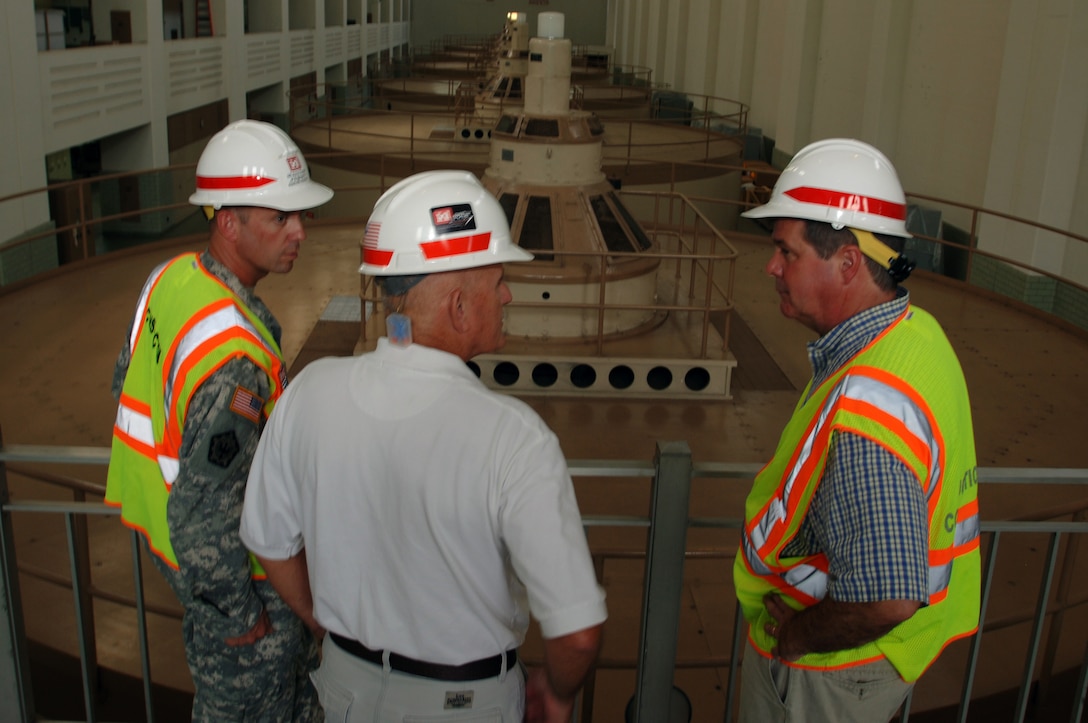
left=2, top=223, right=1088, bottom=721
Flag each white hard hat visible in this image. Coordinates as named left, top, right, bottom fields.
left=742, top=138, right=911, bottom=238
left=188, top=120, right=333, bottom=212
left=359, top=170, right=533, bottom=277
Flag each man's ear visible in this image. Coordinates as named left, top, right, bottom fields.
left=840, top=244, right=864, bottom=283
left=448, top=286, right=470, bottom=333
left=214, top=209, right=238, bottom=240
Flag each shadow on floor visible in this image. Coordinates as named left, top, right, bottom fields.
left=907, top=667, right=1085, bottom=723
left=30, top=641, right=192, bottom=723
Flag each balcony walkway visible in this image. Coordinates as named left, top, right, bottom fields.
left=2, top=223, right=1088, bottom=721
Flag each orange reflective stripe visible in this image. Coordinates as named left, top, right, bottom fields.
left=783, top=186, right=907, bottom=222
left=745, top=406, right=824, bottom=539
left=744, top=367, right=952, bottom=604
left=114, top=393, right=157, bottom=460
left=160, top=297, right=237, bottom=414
left=838, top=397, right=932, bottom=472
left=363, top=246, right=394, bottom=266
left=162, top=297, right=236, bottom=386
left=952, top=537, right=980, bottom=557
left=160, top=306, right=280, bottom=456
left=929, top=546, right=954, bottom=566
left=777, top=409, right=836, bottom=529
left=420, top=231, right=492, bottom=259
left=196, top=174, right=276, bottom=190
left=118, top=392, right=151, bottom=416
left=113, top=425, right=157, bottom=461
left=959, top=499, right=979, bottom=520
left=854, top=365, right=946, bottom=512
left=746, top=629, right=888, bottom=671
left=740, top=548, right=821, bottom=607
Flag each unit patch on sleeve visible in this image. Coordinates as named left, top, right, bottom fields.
left=229, top=385, right=264, bottom=424
left=208, top=431, right=240, bottom=468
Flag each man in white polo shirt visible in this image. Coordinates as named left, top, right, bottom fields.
left=240, top=170, right=607, bottom=722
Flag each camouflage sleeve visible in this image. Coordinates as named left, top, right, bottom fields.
left=111, top=321, right=134, bottom=400
left=167, top=356, right=272, bottom=641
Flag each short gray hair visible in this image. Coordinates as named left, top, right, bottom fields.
left=376, top=274, right=427, bottom=296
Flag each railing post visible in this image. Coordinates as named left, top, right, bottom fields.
left=1039, top=508, right=1086, bottom=705
left=71, top=488, right=101, bottom=717
left=1014, top=532, right=1062, bottom=722
left=723, top=601, right=746, bottom=723
left=632, top=441, right=692, bottom=722
left=65, top=512, right=99, bottom=721
left=580, top=551, right=607, bottom=723
left=0, top=426, right=35, bottom=723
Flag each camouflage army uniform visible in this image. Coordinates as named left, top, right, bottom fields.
left=113, top=251, right=322, bottom=722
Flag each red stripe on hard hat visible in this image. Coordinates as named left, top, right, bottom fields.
left=363, top=248, right=394, bottom=266
left=196, top=175, right=277, bottom=190
left=785, top=187, right=906, bottom=221
left=420, top=232, right=492, bottom=260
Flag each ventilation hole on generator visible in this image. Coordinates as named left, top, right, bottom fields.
left=647, top=366, right=673, bottom=391
left=570, top=364, right=597, bottom=389
left=474, top=129, right=485, bottom=139
left=541, top=291, right=551, bottom=300
left=493, top=361, right=520, bottom=386
left=684, top=367, right=711, bottom=391
left=532, top=363, right=558, bottom=387
left=608, top=365, right=635, bottom=390
left=460, top=128, right=471, bottom=139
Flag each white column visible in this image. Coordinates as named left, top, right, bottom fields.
left=981, top=0, right=1088, bottom=282
left=770, top=0, right=819, bottom=155
left=145, top=1, right=170, bottom=167
left=0, top=2, right=50, bottom=242
left=859, top=0, right=909, bottom=158
left=224, top=0, right=248, bottom=120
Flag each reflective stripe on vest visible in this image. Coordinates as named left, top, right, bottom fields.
left=116, top=270, right=280, bottom=487
left=733, top=305, right=981, bottom=681
left=741, top=368, right=957, bottom=605
left=929, top=498, right=981, bottom=604
left=106, top=253, right=284, bottom=575
left=158, top=299, right=280, bottom=483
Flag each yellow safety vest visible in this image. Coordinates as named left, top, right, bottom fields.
left=105, top=253, right=287, bottom=575
left=734, top=305, right=980, bottom=682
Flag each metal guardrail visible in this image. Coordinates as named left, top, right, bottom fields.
left=4, top=129, right=1088, bottom=339
left=4, top=437, right=1088, bottom=722
left=357, top=189, right=737, bottom=362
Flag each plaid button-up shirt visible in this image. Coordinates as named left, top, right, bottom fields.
left=780, top=289, right=930, bottom=604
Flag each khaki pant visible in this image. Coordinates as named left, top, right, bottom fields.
left=738, top=639, right=912, bottom=723
left=312, top=634, right=525, bottom=722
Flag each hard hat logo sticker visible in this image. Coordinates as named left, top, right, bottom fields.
left=286, top=156, right=302, bottom=171
left=431, top=204, right=477, bottom=234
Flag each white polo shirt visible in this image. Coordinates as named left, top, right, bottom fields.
left=241, top=338, right=607, bottom=665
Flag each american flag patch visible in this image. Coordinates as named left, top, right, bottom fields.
left=363, top=223, right=382, bottom=250
left=229, top=386, right=263, bottom=424
left=362, top=223, right=393, bottom=266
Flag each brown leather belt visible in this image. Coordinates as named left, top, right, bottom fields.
left=329, top=632, right=517, bottom=682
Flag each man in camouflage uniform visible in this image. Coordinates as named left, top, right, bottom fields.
left=105, top=120, right=332, bottom=721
